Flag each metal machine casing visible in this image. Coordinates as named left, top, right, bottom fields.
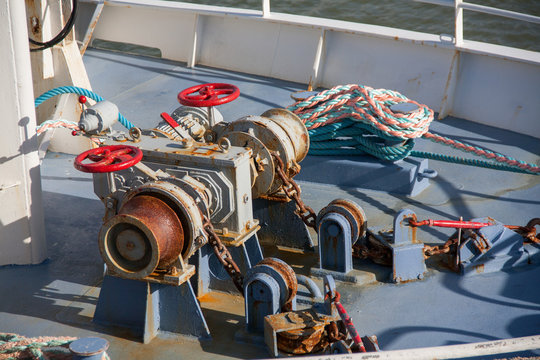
left=94, top=136, right=258, bottom=249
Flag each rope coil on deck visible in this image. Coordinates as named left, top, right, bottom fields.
left=288, top=84, right=540, bottom=175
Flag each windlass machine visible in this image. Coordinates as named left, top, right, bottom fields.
left=73, top=83, right=331, bottom=343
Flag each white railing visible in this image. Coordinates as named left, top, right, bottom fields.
left=261, top=0, right=540, bottom=46
left=78, top=0, right=540, bottom=137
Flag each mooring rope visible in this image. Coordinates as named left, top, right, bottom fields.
left=0, top=333, right=110, bottom=360
left=0, top=333, right=75, bottom=360
left=288, top=84, right=539, bottom=175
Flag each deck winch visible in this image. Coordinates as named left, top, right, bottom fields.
left=72, top=83, right=321, bottom=343
left=72, top=82, right=383, bottom=353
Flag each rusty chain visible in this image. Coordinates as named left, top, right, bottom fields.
left=271, top=152, right=317, bottom=229
left=355, top=217, right=539, bottom=267
left=326, top=321, right=346, bottom=343
left=202, top=215, right=244, bottom=295
left=352, top=235, right=392, bottom=266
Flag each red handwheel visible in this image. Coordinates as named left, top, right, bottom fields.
left=178, top=83, right=240, bottom=107
left=74, top=145, right=143, bottom=173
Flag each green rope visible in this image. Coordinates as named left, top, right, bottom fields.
left=289, top=84, right=539, bottom=175
left=0, top=333, right=110, bottom=360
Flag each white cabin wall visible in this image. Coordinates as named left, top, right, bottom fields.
left=0, top=0, right=47, bottom=265
left=89, top=0, right=540, bottom=138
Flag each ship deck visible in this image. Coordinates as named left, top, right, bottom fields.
left=1, top=48, right=539, bottom=359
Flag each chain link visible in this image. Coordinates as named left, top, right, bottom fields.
left=423, top=237, right=457, bottom=258
left=326, top=321, right=346, bottom=343
left=353, top=218, right=539, bottom=267
left=202, top=215, right=244, bottom=295
left=271, top=152, right=317, bottom=229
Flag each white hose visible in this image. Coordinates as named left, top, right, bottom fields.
left=264, top=335, right=540, bottom=360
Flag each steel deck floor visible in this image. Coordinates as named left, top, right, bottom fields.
left=1, top=48, right=539, bottom=359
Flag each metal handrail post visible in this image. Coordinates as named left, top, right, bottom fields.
left=262, top=0, right=270, bottom=17
left=455, top=0, right=463, bottom=46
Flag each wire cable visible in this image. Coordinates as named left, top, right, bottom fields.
left=29, top=0, right=79, bottom=52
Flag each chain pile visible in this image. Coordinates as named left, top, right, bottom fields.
left=352, top=238, right=391, bottom=266
left=202, top=215, right=244, bottom=294
left=271, top=153, right=317, bottom=230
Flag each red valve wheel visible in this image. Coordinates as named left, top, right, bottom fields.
left=177, top=83, right=240, bottom=107
left=74, top=145, right=143, bottom=173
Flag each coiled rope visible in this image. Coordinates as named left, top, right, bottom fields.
left=35, top=86, right=134, bottom=130
left=288, top=84, right=539, bottom=175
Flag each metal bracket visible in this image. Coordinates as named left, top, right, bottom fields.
left=318, top=212, right=353, bottom=273
left=459, top=217, right=529, bottom=275
left=374, top=209, right=426, bottom=283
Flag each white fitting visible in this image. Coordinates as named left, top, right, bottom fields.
left=79, top=100, right=119, bottom=133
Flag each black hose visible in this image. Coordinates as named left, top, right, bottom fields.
left=29, top=0, right=78, bottom=52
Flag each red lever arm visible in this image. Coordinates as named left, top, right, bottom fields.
left=409, top=219, right=493, bottom=229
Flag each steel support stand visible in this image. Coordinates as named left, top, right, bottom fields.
left=193, top=233, right=263, bottom=296
left=94, top=275, right=210, bottom=343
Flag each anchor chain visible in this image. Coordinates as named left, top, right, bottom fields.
left=352, top=241, right=391, bottom=266
left=271, top=152, right=317, bottom=229
left=202, top=215, right=244, bottom=295
left=353, top=217, right=539, bottom=269
left=416, top=217, right=540, bottom=260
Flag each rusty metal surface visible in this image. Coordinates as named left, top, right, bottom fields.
left=224, top=115, right=296, bottom=194
left=98, top=194, right=184, bottom=279
left=257, top=258, right=298, bottom=308
left=119, top=195, right=184, bottom=268
left=119, top=181, right=205, bottom=260
left=260, top=108, right=310, bottom=163
left=353, top=232, right=392, bottom=266
left=277, top=325, right=325, bottom=354
left=317, top=199, right=367, bottom=243
left=265, top=309, right=341, bottom=355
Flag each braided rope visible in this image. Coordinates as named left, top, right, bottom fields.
left=288, top=84, right=539, bottom=175
left=0, top=333, right=75, bottom=360
left=36, top=119, right=79, bottom=134
left=0, top=333, right=111, bottom=360
left=35, top=86, right=134, bottom=130
left=36, top=119, right=102, bottom=146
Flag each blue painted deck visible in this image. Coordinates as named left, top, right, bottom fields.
left=1, top=48, right=539, bottom=359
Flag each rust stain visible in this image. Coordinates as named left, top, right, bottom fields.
left=189, top=147, right=216, bottom=156
left=197, top=292, right=221, bottom=304
left=408, top=75, right=421, bottom=83
left=474, top=264, right=485, bottom=273
left=119, top=195, right=184, bottom=268
left=408, top=214, right=421, bottom=244
left=258, top=258, right=298, bottom=307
